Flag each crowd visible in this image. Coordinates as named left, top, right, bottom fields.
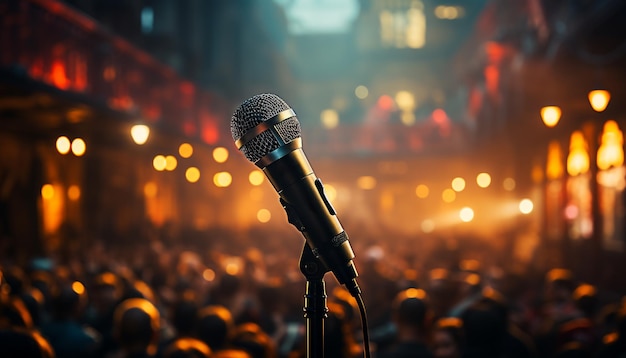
left=1, top=230, right=626, bottom=358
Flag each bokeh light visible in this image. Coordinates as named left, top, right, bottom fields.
left=355, top=85, right=369, bottom=99
left=519, top=199, right=534, bottom=214
left=41, top=184, right=54, bottom=200
left=213, top=147, right=229, bottom=163
left=56, top=136, right=71, bottom=154
left=415, top=184, right=429, bottom=198
left=71, top=281, right=85, bottom=295
left=459, top=207, right=474, bottom=222
left=203, top=269, right=215, bottom=282
left=476, top=172, right=491, bottom=188
left=71, top=138, right=86, bottom=156
left=185, top=167, right=200, bottom=183
left=451, top=177, right=466, bottom=192
left=442, top=188, right=456, bottom=203
left=214, top=172, right=232, bottom=187
left=164, top=155, right=177, bottom=171
left=179, top=143, right=193, bottom=158
left=67, top=185, right=81, bottom=201
left=503, top=178, right=516, bottom=191
left=130, top=124, right=150, bottom=145
left=249, top=170, right=265, bottom=186
left=257, top=209, right=271, bottom=223
left=321, top=109, right=339, bottom=129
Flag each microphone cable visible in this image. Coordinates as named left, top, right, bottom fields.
left=355, top=292, right=371, bottom=358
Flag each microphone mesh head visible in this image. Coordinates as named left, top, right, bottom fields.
left=231, top=93, right=302, bottom=163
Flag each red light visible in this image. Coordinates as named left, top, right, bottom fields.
left=51, top=60, right=70, bottom=89
left=377, top=95, right=394, bottom=111
left=180, top=82, right=195, bottom=95
left=484, top=65, right=499, bottom=96
left=202, top=127, right=218, bottom=145
left=432, top=108, right=448, bottom=124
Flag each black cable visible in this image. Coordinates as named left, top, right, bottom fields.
left=355, top=292, right=372, bottom=358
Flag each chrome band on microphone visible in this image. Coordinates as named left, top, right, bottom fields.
left=234, top=108, right=296, bottom=149
left=256, top=138, right=302, bottom=168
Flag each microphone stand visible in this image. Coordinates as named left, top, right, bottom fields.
left=299, top=243, right=329, bottom=358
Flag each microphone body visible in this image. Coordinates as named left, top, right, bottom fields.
left=231, top=94, right=360, bottom=295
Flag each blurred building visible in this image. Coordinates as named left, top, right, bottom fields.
left=452, top=0, right=626, bottom=289
left=1, top=0, right=625, bottom=289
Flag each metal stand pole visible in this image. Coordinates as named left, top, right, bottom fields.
left=299, top=243, right=329, bottom=358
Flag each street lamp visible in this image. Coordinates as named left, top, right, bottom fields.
left=588, top=90, right=610, bottom=112
left=541, top=106, right=562, bottom=127
left=130, top=124, right=150, bottom=145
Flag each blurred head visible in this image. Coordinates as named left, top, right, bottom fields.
left=51, top=281, right=87, bottom=319
left=113, top=297, right=161, bottom=354
left=163, top=337, right=212, bottom=358
left=460, top=300, right=507, bottom=357
left=231, top=322, right=275, bottom=358
left=545, top=268, right=576, bottom=304
left=93, top=272, right=123, bottom=312
left=432, top=317, right=464, bottom=358
left=197, top=305, right=235, bottom=351
left=171, top=290, right=199, bottom=337
left=573, top=284, right=597, bottom=318
left=428, top=268, right=457, bottom=317
left=392, top=288, right=431, bottom=335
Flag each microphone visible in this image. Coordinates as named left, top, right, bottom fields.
left=231, top=93, right=360, bottom=296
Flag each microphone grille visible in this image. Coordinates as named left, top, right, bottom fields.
left=231, top=93, right=302, bottom=163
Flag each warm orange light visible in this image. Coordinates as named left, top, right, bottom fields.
left=503, top=178, right=516, bottom=191
left=213, top=172, right=232, bottom=187
left=153, top=155, right=166, bottom=171
left=249, top=171, right=264, bottom=186
left=56, top=136, right=71, bottom=154
left=476, top=172, right=491, bottom=188
left=212, top=147, right=229, bottom=163
left=203, top=269, right=215, bottom=282
left=130, top=124, right=150, bottom=145
left=415, top=184, right=429, bottom=198
left=541, top=106, right=561, bottom=127
left=185, top=167, right=200, bottom=183
left=144, top=182, right=158, bottom=198
left=451, top=177, right=466, bottom=192
left=67, top=185, right=81, bottom=201
left=442, top=188, right=456, bottom=203
left=257, top=209, right=271, bottom=223
left=405, top=288, right=426, bottom=299
left=164, top=155, right=177, bottom=171
left=72, top=281, right=85, bottom=295
left=179, top=143, right=193, bottom=158
left=588, top=90, right=610, bottom=112
left=459, top=207, right=474, bottom=222
left=41, top=184, right=55, bottom=200
left=546, top=140, right=564, bottom=180
left=597, top=120, right=624, bottom=170
left=71, top=138, right=86, bottom=156
left=519, top=199, right=534, bottom=214
left=567, top=131, right=589, bottom=176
